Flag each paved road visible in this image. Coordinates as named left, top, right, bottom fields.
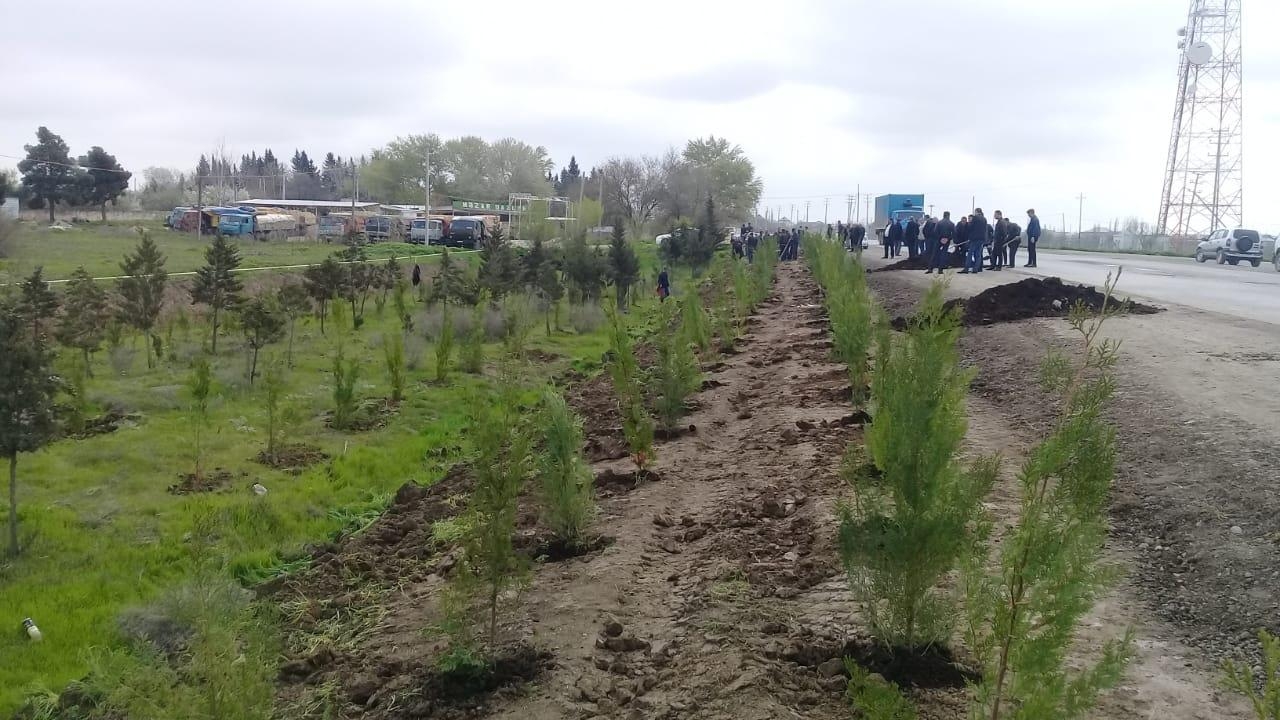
left=1019, top=250, right=1280, bottom=324
left=868, top=244, right=1280, bottom=325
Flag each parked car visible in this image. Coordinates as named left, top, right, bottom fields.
left=1195, top=228, right=1263, bottom=267
left=409, top=218, right=444, bottom=245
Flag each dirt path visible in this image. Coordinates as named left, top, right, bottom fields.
left=865, top=266, right=1254, bottom=719
left=487, top=261, right=867, bottom=719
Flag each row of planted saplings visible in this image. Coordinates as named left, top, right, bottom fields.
left=805, top=235, right=1138, bottom=719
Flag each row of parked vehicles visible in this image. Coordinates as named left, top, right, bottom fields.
left=365, top=214, right=494, bottom=249
left=1193, top=228, right=1280, bottom=270
left=166, top=206, right=497, bottom=249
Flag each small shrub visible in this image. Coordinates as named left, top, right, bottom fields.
left=84, top=574, right=278, bottom=720
left=568, top=302, right=604, bottom=334
left=605, top=300, right=654, bottom=472
left=537, top=389, right=595, bottom=544
left=845, top=660, right=917, bottom=720
left=331, top=346, right=359, bottom=430
left=459, top=297, right=487, bottom=374
left=383, top=332, right=406, bottom=403
left=680, top=293, right=712, bottom=355
left=436, top=301, right=454, bottom=383
left=1223, top=629, right=1280, bottom=720
left=451, top=381, right=533, bottom=650
left=653, top=302, right=702, bottom=430
left=839, top=283, right=995, bottom=649
left=500, top=295, right=533, bottom=357
left=261, top=356, right=298, bottom=462
left=109, top=346, right=136, bottom=376
left=187, top=357, right=214, bottom=482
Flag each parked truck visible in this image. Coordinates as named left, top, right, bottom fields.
left=873, top=194, right=926, bottom=242
left=216, top=211, right=300, bottom=241
left=443, top=214, right=500, bottom=249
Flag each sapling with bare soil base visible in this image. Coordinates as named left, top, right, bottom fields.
left=605, top=300, right=655, bottom=475
left=536, top=388, right=597, bottom=548
left=653, top=301, right=703, bottom=431
left=838, top=283, right=997, bottom=651
left=439, top=377, right=534, bottom=667
left=963, top=270, right=1135, bottom=720
left=1223, top=629, right=1280, bottom=720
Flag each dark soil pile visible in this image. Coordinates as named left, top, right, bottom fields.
left=255, top=443, right=329, bottom=473
left=875, top=251, right=966, bottom=272
left=63, top=409, right=141, bottom=440
left=950, top=276, right=1161, bottom=325
left=167, top=468, right=237, bottom=495
left=892, top=277, right=1162, bottom=328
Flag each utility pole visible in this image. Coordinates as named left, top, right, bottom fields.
left=823, top=197, right=829, bottom=225
left=425, top=149, right=431, bottom=217
left=1077, top=193, right=1086, bottom=239
left=864, top=195, right=871, bottom=226
left=195, top=176, right=203, bottom=239
left=790, top=203, right=796, bottom=223
left=928, top=203, right=935, bottom=216
left=805, top=200, right=811, bottom=223
left=846, top=194, right=854, bottom=224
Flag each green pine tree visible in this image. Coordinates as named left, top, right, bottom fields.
left=191, top=234, right=244, bottom=354
left=606, top=223, right=640, bottom=310
left=116, top=230, right=168, bottom=369
left=839, top=283, right=996, bottom=648
left=57, top=267, right=111, bottom=375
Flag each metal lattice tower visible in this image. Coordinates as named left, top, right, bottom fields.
left=1156, top=0, right=1243, bottom=238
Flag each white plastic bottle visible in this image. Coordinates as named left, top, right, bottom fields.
left=23, top=618, right=42, bottom=642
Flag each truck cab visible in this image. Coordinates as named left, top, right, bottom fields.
left=410, top=218, right=444, bottom=245
left=446, top=216, right=488, bottom=249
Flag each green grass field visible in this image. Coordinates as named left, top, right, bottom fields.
left=1, top=221, right=445, bottom=283
left=0, top=238, right=667, bottom=713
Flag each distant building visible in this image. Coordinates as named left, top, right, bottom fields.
left=1, top=196, right=19, bottom=219
left=237, top=198, right=380, bottom=214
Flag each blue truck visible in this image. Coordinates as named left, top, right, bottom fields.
left=873, top=194, right=926, bottom=242
left=215, top=209, right=299, bottom=241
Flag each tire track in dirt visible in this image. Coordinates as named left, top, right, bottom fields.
left=487, top=262, right=869, bottom=720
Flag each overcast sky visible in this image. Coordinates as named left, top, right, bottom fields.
left=5, top=0, right=1279, bottom=230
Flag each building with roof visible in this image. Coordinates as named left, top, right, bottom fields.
left=238, top=198, right=380, bottom=213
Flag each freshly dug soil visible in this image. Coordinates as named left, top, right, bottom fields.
left=167, top=468, right=237, bottom=495
left=325, top=397, right=399, bottom=432
left=255, top=443, right=329, bottom=473
left=593, top=467, right=661, bottom=496
left=875, top=251, right=967, bottom=272
left=893, top=277, right=1162, bottom=328
left=63, top=409, right=141, bottom=440
left=784, top=638, right=979, bottom=689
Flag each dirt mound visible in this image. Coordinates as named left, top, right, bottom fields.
left=167, top=468, right=237, bottom=495
left=254, top=443, right=329, bottom=473
left=893, top=277, right=1162, bottom=328
left=63, top=409, right=141, bottom=440
left=372, top=643, right=552, bottom=719
left=953, top=276, right=1161, bottom=325
left=783, top=638, right=978, bottom=689
left=875, top=251, right=966, bottom=272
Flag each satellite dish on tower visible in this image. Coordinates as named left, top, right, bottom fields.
left=1186, top=41, right=1212, bottom=66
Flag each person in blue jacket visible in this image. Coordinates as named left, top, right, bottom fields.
left=1025, top=208, right=1041, bottom=268
left=961, top=209, right=988, bottom=273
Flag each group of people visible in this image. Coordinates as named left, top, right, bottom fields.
left=879, top=208, right=1042, bottom=274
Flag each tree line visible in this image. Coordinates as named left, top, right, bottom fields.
left=13, top=127, right=131, bottom=222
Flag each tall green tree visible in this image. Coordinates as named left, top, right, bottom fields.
left=562, top=231, right=606, bottom=302
left=190, top=235, right=244, bottom=354
left=18, top=127, right=76, bottom=222
left=478, top=226, right=520, bottom=299
left=431, top=246, right=473, bottom=307
left=606, top=223, right=640, bottom=310
left=78, top=146, right=131, bottom=222
left=0, top=170, right=12, bottom=204
left=0, top=303, right=60, bottom=556
left=57, top=267, right=111, bottom=374
left=239, top=296, right=286, bottom=385
left=116, top=230, right=168, bottom=369
left=17, top=267, right=60, bottom=348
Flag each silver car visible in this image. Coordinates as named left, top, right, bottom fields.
left=1195, top=228, right=1263, bottom=267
